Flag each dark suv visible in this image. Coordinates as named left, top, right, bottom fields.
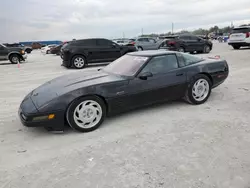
left=158, top=34, right=213, bottom=53
left=61, top=38, right=138, bottom=69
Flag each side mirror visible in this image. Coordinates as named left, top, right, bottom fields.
left=112, top=43, right=118, bottom=48
left=138, top=72, right=153, bottom=80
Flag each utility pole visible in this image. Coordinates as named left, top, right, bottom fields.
left=122, top=32, right=125, bottom=39
left=141, top=28, right=144, bottom=36
left=171, top=22, right=174, bottom=34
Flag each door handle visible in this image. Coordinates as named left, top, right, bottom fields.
left=176, top=72, right=184, bottom=76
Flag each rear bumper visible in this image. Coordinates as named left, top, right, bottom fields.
left=228, top=42, right=250, bottom=46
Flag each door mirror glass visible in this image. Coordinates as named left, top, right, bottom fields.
left=138, top=72, right=153, bottom=80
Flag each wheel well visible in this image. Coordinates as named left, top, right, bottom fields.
left=70, top=54, right=87, bottom=65
left=137, top=46, right=143, bottom=49
left=66, top=94, right=109, bottom=114
left=8, top=53, right=22, bottom=60
left=199, top=72, right=213, bottom=85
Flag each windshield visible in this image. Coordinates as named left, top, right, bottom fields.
left=103, top=55, right=149, bottom=76
left=1, top=43, right=6, bottom=47
left=232, top=28, right=250, bottom=34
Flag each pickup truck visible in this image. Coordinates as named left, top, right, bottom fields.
left=0, top=43, right=27, bottom=64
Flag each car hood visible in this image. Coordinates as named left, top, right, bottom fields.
left=30, top=70, right=125, bottom=108
left=7, top=47, right=24, bottom=51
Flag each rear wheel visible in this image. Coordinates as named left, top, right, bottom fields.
left=178, top=47, right=185, bottom=52
left=9, top=54, right=21, bottom=64
left=232, top=45, right=240, bottom=50
left=66, top=96, right=106, bottom=132
left=137, top=46, right=143, bottom=51
left=184, top=74, right=212, bottom=105
left=71, top=55, right=87, bottom=69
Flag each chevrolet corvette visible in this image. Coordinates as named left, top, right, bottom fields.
left=19, top=50, right=229, bottom=132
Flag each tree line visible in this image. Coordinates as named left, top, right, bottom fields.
left=140, top=23, right=250, bottom=37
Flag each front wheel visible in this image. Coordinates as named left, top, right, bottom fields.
left=178, top=47, right=185, bottom=52
left=66, top=96, right=106, bottom=132
left=184, top=74, right=212, bottom=105
left=9, top=54, right=21, bottom=64
left=203, top=45, right=211, bottom=53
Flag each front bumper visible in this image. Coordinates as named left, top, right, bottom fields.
left=22, top=53, right=27, bottom=60
left=18, top=96, right=65, bottom=130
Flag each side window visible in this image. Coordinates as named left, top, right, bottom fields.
left=97, top=39, right=113, bottom=46
left=141, top=54, right=178, bottom=75
left=82, top=39, right=96, bottom=46
left=175, top=53, right=186, bottom=67
left=182, top=53, right=203, bottom=66
left=179, top=36, right=191, bottom=40
left=137, top=38, right=144, bottom=42
left=149, top=38, right=156, bottom=43
left=0, top=45, right=4, bottom=50
left=190, top=36, right=199, bottom=40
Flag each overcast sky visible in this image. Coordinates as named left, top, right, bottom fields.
left=1, top=0, right=250, bottom=42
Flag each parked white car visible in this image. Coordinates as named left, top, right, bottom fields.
left=112, top=39, right=131, bottom=46
left=41, top=44, right=57, bottom=54
left=228, top=26, right=250, bottom=49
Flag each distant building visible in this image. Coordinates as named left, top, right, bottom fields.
left=19, top=40, right=63, bottom=46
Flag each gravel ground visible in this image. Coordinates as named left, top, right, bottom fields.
left=0, top=43, right=250, bottom=188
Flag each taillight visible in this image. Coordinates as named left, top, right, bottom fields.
left=130, top=41, right=136, bottom=45
left=246, top=32, right=250, bottom=38
left=168, top=41, right=176, bottom=45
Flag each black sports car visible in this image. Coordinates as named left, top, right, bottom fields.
left=18, top=50, right=229, bottom=132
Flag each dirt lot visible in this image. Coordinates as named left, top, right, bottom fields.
left=1, top=43, right=250, bottom=188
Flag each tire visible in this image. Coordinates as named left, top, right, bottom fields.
left=25, top=49, right=32, bottom=54
left=66, top=96, right=106, bottom=132
left=9, top=54, right=21, bottom=64
left=46, top=50, right=50, bottom=54
left=137, top=46, right=143, bottom=51
left=184, top=74, right=212, bottom=105
left=232, top=45, right=240, bottom=50
left=178, top=47, right=185, bottom=52
left=71, top=55, right=87, bottom=69
left=203, top=45, right=211, bottom=53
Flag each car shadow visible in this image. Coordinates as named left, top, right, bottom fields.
left=231, top=47, right=250, bottom=50
left=21, top=91, right=220, bottom=135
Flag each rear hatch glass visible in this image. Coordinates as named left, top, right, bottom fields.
left=231, top=28, right=250, bottom=34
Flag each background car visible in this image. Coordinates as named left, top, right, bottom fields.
left=50, top=44, right=62, bottom=55
left=61, top=38, right=137, bottom=69
left=112, top=39, right=131, bottom=46
left=158, top=34, right=213, bottom=53
left=0, top=43, right=27, bottom=64
left=3, top=43, right=33, bottom=54
left=41, top=44, right=58, bottom=54
left=228, top=26, right=250, bottom=49
left=19, top=50, right=229, bottom=133
left=133, top=37, right=162, bottom=51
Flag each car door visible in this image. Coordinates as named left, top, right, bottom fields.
left=122, top=54, right=187, bottom=109
left=96, top=39, right=121, bottom=62
left=0, top=45, right=8, bottom=60
left=189, top=36, right=205, bottom=52
left=75, top=39, right=99, bottom=62
left=179, top=35, right=194, bottom=52
left=148, top=38, right=159, bottom=50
